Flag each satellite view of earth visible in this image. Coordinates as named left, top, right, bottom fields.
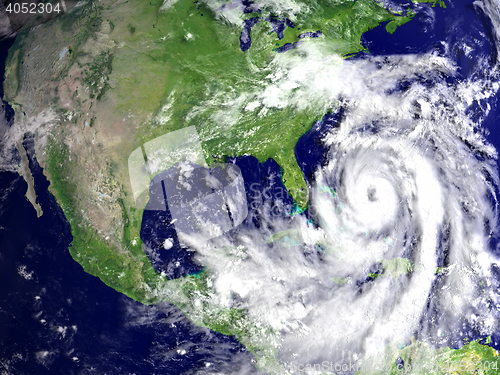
left=2, top=0, right=500, bottom=373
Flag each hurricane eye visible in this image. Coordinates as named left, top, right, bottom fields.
left=367, top=187, right=378, bottom=202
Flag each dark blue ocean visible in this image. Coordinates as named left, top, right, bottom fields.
left=2, top=0, right=500, bottom=372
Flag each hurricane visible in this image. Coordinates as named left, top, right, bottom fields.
left=173, top=0, right=500, bottom=371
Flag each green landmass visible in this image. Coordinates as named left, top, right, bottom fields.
left=270, top=0, right=415, bottom=54
left=414, top=0, right=447, bottom=8
left=379, top=258, right=415, bottom=279
left=331, top=276, right=351, bottom=285
left=354, top=338, right=498, bottom=375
